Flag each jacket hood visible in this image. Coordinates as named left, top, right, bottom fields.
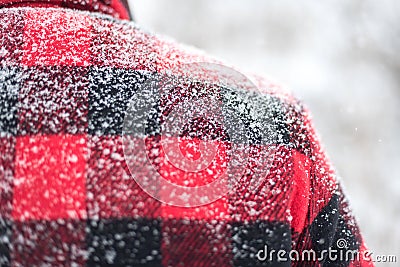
left=0, top=0, right=130, bottom=19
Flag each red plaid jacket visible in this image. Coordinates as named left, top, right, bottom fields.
left=0, top=0, right=373, bottom=266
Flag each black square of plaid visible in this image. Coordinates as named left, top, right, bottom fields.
left=220, top=88, right=290, bottom=146
left=310, top=194, right=361, bottom=266
left=88, top=67, right=156, bottom=136
left=0, top=67, right=21, bottom=136
left=0, top=218, right=12, bottom=266
left=86, top=218, right=162, bottom=266
left=18, top=66, right=89, bottom=135
left=231, top=220, right=291, bottom=267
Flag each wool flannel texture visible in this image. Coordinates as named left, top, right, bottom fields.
left=0, top=2, right=373, bottom=266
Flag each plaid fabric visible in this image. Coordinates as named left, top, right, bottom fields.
left=0, top=3, right=373, bottom=267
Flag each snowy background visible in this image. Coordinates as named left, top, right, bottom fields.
left=129, top=0, right=400, bottom=264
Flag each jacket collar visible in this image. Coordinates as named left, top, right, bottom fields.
left=0, top=0, right=131, bottom=20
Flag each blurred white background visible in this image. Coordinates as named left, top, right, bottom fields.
left=129, top=0, right=400, bottom=264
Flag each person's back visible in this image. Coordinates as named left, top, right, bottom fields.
left=0, top=1, right=373, bottom=266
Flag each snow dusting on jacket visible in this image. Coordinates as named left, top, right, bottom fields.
left=0, top=0, right=373, bottom=266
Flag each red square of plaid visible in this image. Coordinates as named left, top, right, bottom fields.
left=12, top=134, right=87, bottom=220
left=86, top=135, right=161, bottom=219
left=158, top=137, right=229, bottom=187
left=160, top=197, right=229, bottom=221
left=22, top=9, right=92, bottom=67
